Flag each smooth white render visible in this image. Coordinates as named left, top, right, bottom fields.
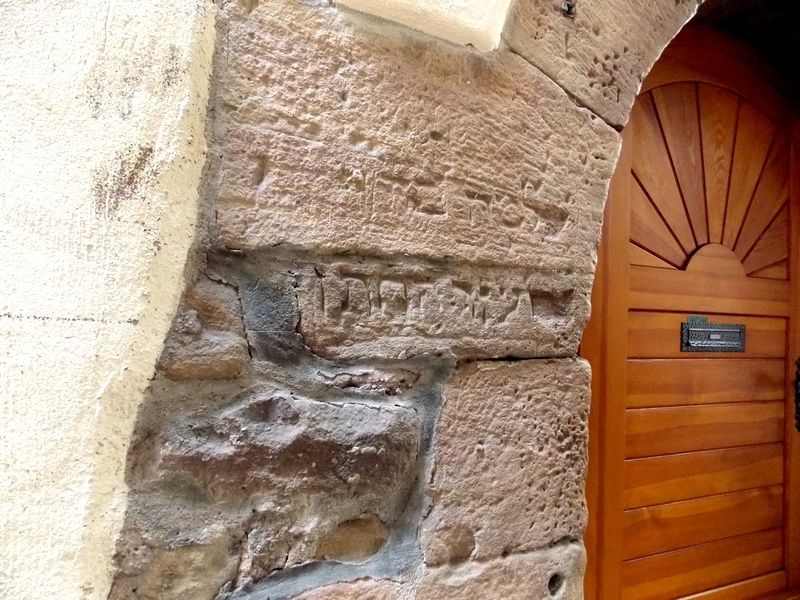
left=337, top=0, right=514, bottom=51
left=0, top=1, right=215, bottom=598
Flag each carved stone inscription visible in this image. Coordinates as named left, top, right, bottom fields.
left=214, top=0, right=618, bottom=271
left=297, top=260, right=590, bottom=360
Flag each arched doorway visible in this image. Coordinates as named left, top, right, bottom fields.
left=583, top=26, right=800, bottom=599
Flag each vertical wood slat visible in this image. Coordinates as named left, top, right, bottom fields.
left=723, top=101, right=776, bottom=247
left=592, top=123, right=633, bottom=599
left=653, top=83, right=708, bottom=245
left=631, top=94, right=696, bottom=253
left=699, top=85, right=738, bottom=245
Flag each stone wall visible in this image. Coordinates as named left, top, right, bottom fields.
left=108, top=0, right=701, bottom=598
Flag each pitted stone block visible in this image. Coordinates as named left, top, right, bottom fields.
left=416, top=541, right=586, bottom=599
left=505, top=0, right=701, bottom=127
left=422, top=359, right=589, bottom=563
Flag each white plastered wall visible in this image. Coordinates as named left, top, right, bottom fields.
left=336, top=0, right=514, bottom=51
left=0, top=1, right=215, bottom=598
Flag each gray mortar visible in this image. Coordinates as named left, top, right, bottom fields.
left=114, top=249, right=455, bottom=600
left=209, top=251, right=455, bottom=599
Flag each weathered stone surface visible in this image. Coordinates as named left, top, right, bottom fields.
left=315, top=515, right=389, bottom=561
left=416, top=541, right=585, bottom=599
left=159, top=329, right=249, bottom=380
left=505, top=0, right=701, bottom=127
left=159, top=278, right=249, bottom=380
left=157, top=386, right=420, bottom=507
left=317, top=367, right=420, bottom=396
left=422, top=359, right=589, bottom=564
left=114, top=382, right=422, bottom=595
left=295, top=258, right=589, bottom=360
left=109, top=531, right=239, bottom=600
left=290, top=578, right=402, bottom=600
left=215, top=0, right=618, bottom=273
left=185, top=277, right=245, bottom=332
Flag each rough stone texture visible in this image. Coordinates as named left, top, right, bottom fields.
left=296, top=258, right=589, bottom=360
left=159, top=278, right=250, bottom=380
left=416, top=541, right=586, bottom=599
left=422, top=360, right=590, bottom=564
left=113, top=379, right=422, bottom=596
left=109, top=532, right=239, bottom=600
left=155, top=386, right=420, bottom=507
left=215, top=0, right=618, bottom=274
left=290, top=578, right=402, bottom=600
left=319, top=367, right=420, bottom=396
left=505, top=0, right=702, bottom=127
left=315, top=516, right=390, bottom=561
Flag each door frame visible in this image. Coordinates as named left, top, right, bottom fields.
left=582, top=26, right=800, bottom=598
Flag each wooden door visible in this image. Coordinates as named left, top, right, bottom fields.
left=583, top=28, right=800, bottom=600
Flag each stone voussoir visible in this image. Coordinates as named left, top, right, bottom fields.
left=505, top=0, right=701, bottom=127
left=214, top=0, right=618, bottom=272
left=422, top=359, right=590, bottom=565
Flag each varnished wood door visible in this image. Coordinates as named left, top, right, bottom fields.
left=583, top=28, right=800, bottom=600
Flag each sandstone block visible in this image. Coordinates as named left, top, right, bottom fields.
left=185, top=277, right=245, bottom=333
left=215, top=0, right=618, bottom=272
left=159, top=278, right=249, bottom=380
left=109, top=532, right=239, bottom=600
left=505, top=0, right=700, bottom=127
left=114, top=382, right=422, bottom=595
left=294, top=258, right=589, bottom=360
left=416, top=541, right=585, bottom=600
left=422, top=359, right=589, bottom=564
left=290, top=578, right=402, bottom=600
left=314, top=515, right=389, bottom=561
left=159, top=329, right=249, bottom=380
left=115, top=361, right=424, bottom=597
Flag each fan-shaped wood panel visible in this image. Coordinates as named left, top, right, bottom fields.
left=629, top=82, right=789, bottom=279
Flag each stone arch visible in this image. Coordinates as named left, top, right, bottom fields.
left=505, top=0, right=704, bottom=128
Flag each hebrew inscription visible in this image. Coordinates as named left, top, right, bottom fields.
left=297, top=259, right=590, bottom=360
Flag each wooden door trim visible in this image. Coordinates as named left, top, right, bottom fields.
left=785, top=123, right=800, bottom=589
left=584, top=124, right=632, bottom=598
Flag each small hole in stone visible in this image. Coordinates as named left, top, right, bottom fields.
left=548, top=573, right=565, bottom=596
